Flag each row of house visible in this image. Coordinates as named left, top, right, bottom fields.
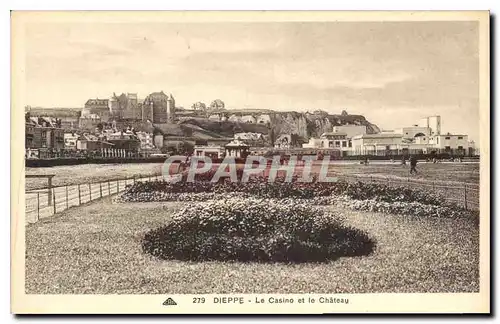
left=301, top=116, right=476, bottom=156
left=25, top=115, right=159, bottom=158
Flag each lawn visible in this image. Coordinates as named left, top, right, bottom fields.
left=24, top=161, right=479, bottom=191
left=25, top=163, right=164, bottom=190
left=25, top=197, right=479, bottom=294
left=327, top=162, right=479, bottom=184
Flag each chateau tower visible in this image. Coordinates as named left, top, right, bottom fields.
left=167, top=94, right=176, bottom=123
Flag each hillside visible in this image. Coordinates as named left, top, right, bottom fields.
left=178, top=111, right=380, bottom=140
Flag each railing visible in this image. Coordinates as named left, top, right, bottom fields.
left=25, top=170, right=480, bottom=224
left=336, top=174, right=479, bottom=211
left=25, top=173, right=164, bottom=224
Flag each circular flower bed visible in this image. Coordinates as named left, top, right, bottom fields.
left=142, top=198, right=375, bottom=263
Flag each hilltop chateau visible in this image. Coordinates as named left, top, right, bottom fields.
left=81, top=91, right=176, bottom=123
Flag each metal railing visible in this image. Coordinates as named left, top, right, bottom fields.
left=25, top=170, right=479, bottom=224
left=336, top=174, right=479, bottom=211
left=25, top=173, right=163, bottom=224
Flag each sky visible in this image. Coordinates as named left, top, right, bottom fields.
left=23, top=21, right=480, bottom=141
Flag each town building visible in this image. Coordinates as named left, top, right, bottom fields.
left=142, top=91, right=176, bottom=123
left=78, top=113, right=102, bottom=130
left=418, top=115, right=441, bottom=136
left=103, top=131, right=141, bottom=153
left=274, top=134, right=303, bottom=149
left=25, top=117, right=65, bottom=151
left=351, top=133, right=407, bottom=156
left=430, top=133, right=469, bottom=153
left=109, top=93, right=140, bottom=120
left=193, top=145, right=224, bottom=159
left=76, top=134, right=114, bottom=151
left=234, top=132, right=265, bottom=146
left=332, top=125, right=367, bottom=139
left=224, top=139, right=250, bottom=158
left=25, top=106, right=80, bottom=129
left=135, top=131, right=155, bottom=150
left=302, top=132, right=352, bottom=156
left=63, top=133, right=79, bottom=150
left=82, top=99, right=110, bottom=120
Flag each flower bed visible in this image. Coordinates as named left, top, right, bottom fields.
left=142, top=198, right=375, bottom=263
left=332, top=196, right=478, bottom=220
left=121, top=176, right=448, bottom=207
left=119, top=174, right=475, bottom=219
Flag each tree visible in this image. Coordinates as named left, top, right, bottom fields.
left=209, top=99, right=225, bottom=111
left=177, top=141, right=194, bottom=155
left=191, top=102, right=207, bottom=111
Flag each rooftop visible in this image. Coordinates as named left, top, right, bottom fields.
left=353, top=133, right=403, bottom=139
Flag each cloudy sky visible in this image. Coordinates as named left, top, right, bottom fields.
left=24, top=21, right=479, bottom=141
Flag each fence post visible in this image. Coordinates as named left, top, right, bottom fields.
left=464, top=183, right=468, bottom=211
left=65, top=185, right=69, bottom=209
left=36, top=192, right=40, bottom=222
left=78, top=184, right=81, bottom=205
left=117, top=179, right=120, bottom=193
left=52, top=189, right=56, bottom=214
left=89, top=183, right=92, bottom=201
left=47, top=176, right=53, bottom=206
left=108, top=180, right=111, bottom=195
left=100, top=182, right=103, bottom=198
left=133, top=176, right=136, bottom=184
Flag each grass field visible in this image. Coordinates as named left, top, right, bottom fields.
left=25, top=163, right=163, bottom=190
left=25, top=161, right=479, bottom=191
left=25, top=197, right=479, bottom=294
left=328, top=162, right=479, bottom=184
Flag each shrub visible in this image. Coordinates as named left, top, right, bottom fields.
left=333, top=196, right=479, bottom=220
left=121, top=177, right=445, bottom=206
left=142, top=198, right=375, bottom=263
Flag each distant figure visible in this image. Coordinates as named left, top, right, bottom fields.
left=410, top=155, right=418, bottom=174
left=401, top=156, right=406, bottom=166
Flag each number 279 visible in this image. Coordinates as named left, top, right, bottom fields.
left=193, top=297, right=205, bottom=303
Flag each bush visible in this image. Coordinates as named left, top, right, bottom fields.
left=333, top=196, right=479, bottom=220
left=142, top=198, right=375, bottom=263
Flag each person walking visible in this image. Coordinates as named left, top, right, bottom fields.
left=410, top=155, right=418, bottom=175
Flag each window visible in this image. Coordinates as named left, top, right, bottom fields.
left=335, top=141, right=341, bottom=147
left=458, top=146, right=463, bottom=150
left=423, top=138, right=426, bottom=140
left=41, top=131, right=47, bottom=148
left=458, top=136, right=463, bottom=140
left=445, top=146, right=451, bottom=151
left=342, top=141, right=347, bottom=148
left=445, top=137, right=451, bottom=140
left=348, top=141, right=352, bottom=148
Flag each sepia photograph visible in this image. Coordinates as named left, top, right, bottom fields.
left=10, top=10, right=490, bottom=314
